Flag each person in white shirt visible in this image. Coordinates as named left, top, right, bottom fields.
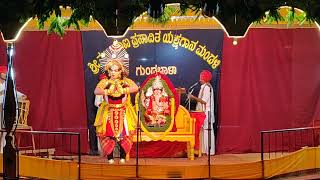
left=94, top=95, right=103, bottom=108
left=188, top=70, right=215, bottom=155
left=92, top=94, right=103, bottom=155
left=0, top=65, right=27, bottom=153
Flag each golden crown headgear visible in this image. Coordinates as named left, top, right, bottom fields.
left=97, top=40, right=129, bottom=75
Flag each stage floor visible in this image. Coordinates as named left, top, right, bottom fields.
left=79, top=151, right=317, bottom=179
left=2, top=149, right=318, bottom=179
left=81, top=153, right=263, bottom=165
left=79, top=153, right=267, bottom=179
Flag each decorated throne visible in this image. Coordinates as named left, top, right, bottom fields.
left=133, top=73, right=196, bottom=160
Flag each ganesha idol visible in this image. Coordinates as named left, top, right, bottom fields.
left=138, top=73, right=177, bottom=132
left=142, top=75, right=170, bottom=127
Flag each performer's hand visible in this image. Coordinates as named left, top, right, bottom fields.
left=104, top=89, right=110, bottom=96
left=118, top=87, right=129, bottom=95
left=109, top=84, right=116, bottom=92
left=106, top=84, right=124, bottom=97
left=105, top=84, right=116, bottom=96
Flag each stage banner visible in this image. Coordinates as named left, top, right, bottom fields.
left=82, top=29, right=224, bottom=153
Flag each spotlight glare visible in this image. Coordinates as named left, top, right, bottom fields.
left=10, top=68, right=15, bottom=79
left=9, top=48, right=14, bottom=57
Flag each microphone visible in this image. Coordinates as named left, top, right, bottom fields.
left=184, top=88, right=195, bottom=104
left=185, top=81, right=198, bottom=105
left=188, top=82, right=199, bottom=92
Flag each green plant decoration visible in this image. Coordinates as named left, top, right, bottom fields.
left=1, top=0, right=320, bottom=38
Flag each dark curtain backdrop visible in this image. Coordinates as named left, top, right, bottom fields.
left=0, top=31, right=89, bottom=153
left=217, top=28, right=320, bottom=153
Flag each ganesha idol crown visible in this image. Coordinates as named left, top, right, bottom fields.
left=152, top=76, right=163, bottom=90
left=145, top=75, right=168, bottom=97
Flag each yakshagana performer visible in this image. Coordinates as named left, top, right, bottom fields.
left=94, top=59, right=138, bottom=164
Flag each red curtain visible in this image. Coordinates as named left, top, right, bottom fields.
left=0, top=38, right=6, bottom=64
left=217, top=28, right=320, bottom=153
left=130, top=141, right=186, bottom=158
left=1, top=31, right=89, bottom=152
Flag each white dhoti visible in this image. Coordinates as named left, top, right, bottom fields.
left=201, top=112, right=215, bottom=155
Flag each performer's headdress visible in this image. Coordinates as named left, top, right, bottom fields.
left=0, top=66, right=7, bottom=74
left=97, top=40, right=129, bottom=75
left=200, top=70, right=212, bottom=82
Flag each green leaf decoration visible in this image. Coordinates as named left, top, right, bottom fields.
left=2, top=0, right=320, bottom=38
left=296, top=12, right=307, bottom=26
left=148, top=5, right=178, bottom=24
left=286, top=8, right=295, bottom=27
left=48, top=16, right=67, bottom=36
left=268, top=8, right=284, bottom=24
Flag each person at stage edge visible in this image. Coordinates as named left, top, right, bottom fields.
left=0, top=65, right=27, bottom=153
left=188, top=70, right=215, bottom=155
left=94, top=59, right=138, bottom=164
left=92, top=74, right=107, bottom=155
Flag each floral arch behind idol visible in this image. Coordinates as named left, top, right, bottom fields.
left=136, top=73, right=179, bottom=139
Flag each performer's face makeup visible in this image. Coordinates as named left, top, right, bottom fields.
left=108, top=65, right=121, bottom=80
